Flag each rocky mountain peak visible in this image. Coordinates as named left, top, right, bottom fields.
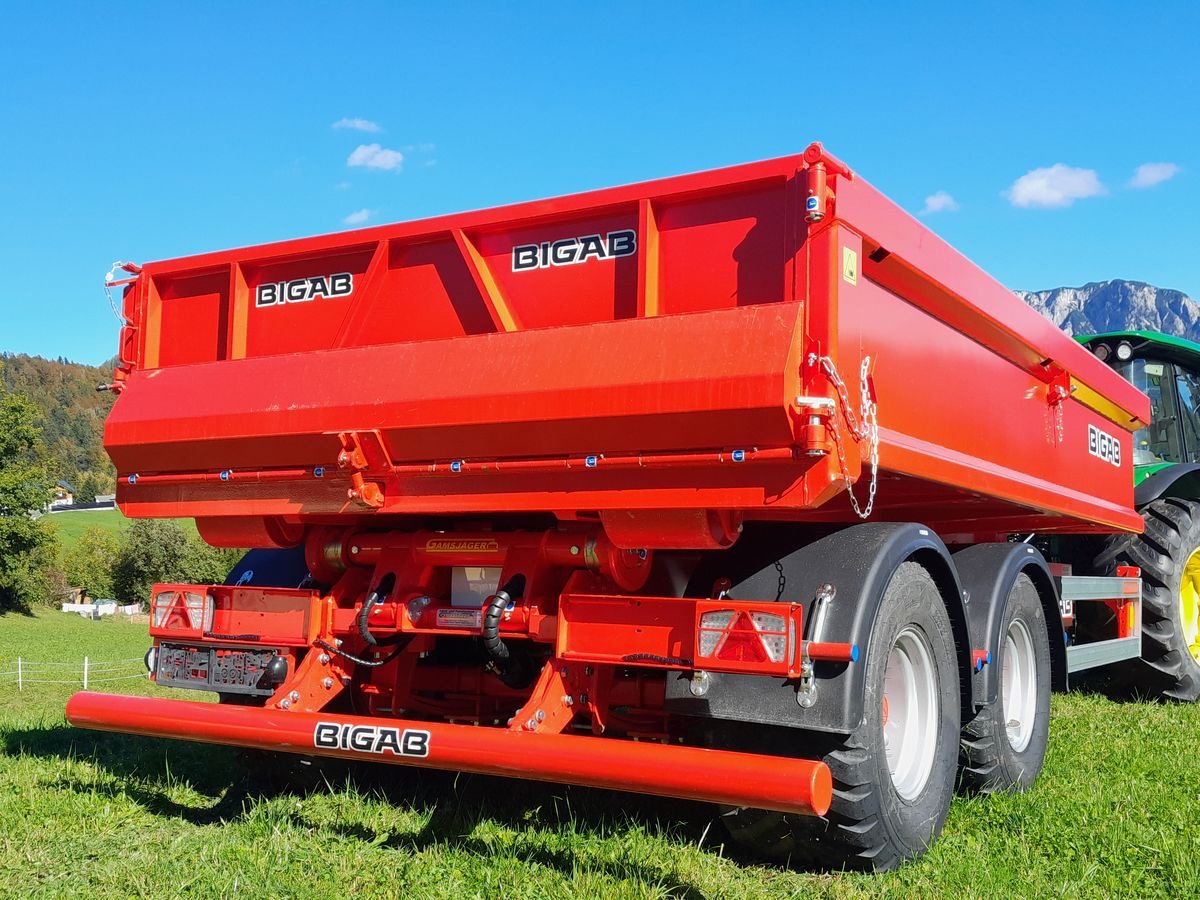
left=1017, top=280, right=1200, bottom=343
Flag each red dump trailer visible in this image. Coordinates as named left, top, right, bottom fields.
left=68, top=143, right=1150, bottom=870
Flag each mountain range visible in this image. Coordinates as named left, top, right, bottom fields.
left=1016, top=280, right=1200, bottom=345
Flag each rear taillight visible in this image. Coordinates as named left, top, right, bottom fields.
left=698, top=609, right=790, bottom=664
left=151, top=591, right=175, bottom=627
left=749, top=611, right=788, bottom=662
left=151, top=590, right=213, bottom=632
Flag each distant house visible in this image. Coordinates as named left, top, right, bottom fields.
left=50, top=480, right=75, bottom=509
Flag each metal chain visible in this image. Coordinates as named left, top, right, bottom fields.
left=774, top=560, right=786, bottom=602
left=814, top=354, right=879, bottom=519
left=103, top=261, right=132, bottom=325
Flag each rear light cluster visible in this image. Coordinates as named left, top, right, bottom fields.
left=151, top=590, right=214, bottom=633
left=697, top=608, right=794, bottom=668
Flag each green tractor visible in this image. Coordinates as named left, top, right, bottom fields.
left=1078, top=330, right=1200, bottom=701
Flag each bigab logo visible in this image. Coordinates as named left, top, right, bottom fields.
left=1088, top=424, right=1122, bottom=468
left=256, top=273, right=354, bottom=308
left=512, top=229, right=637, bottom=272
left=313, top=721, right=430, bottom=758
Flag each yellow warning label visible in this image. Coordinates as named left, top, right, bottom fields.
left=842, top=247, right=859, bottom=286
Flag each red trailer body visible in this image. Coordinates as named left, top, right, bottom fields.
left=103, top=143, right=1146, bottom=546
left=72, top=144, right=1151, bottom=871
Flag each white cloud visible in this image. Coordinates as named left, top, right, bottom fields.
left=919, top=191, right=959, bottom=215
left=347, top=143, right=404, bottom=171
left=332, top=117, right=381, bottom=133
left=1129, top=162, right=1180, bottom=189
left=334, top=181, right=352, bottom=190
left=342, top=208, right=371, bottom=225
left=1005, top=164, right=1105, bottom=208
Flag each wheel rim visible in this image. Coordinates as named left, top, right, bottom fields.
left=1001, top=617, right=1037, bottom=753
left=1180, top=548, right=1200, bottom=664
left=882, top=626, right=939, bottom=800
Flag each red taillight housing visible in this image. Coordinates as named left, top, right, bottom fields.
left=696, top=603, right=801, bottom=676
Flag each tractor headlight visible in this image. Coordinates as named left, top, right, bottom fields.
left=1116, top=341, right=1133, bottom=361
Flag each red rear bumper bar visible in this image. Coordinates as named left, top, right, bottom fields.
left=66, top=692, right=831, bottom=817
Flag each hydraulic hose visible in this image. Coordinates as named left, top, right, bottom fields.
left=357, top=573, right=407, bottom=647
left=482, top=574, right=528, bottom=686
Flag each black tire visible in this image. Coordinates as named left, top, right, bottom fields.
left=1094, top=498, right=1200, bottom=701
left=223, top=545, right=310, bottom=588
left=721, top=561, right=961, bottom=871
left=958, top=573, right=1051, bottom=792
left=219, top=550, right=320, bottom=789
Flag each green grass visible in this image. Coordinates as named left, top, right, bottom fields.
left=2, top=609, right=1199, bottom=897
left=43, top=507, right=199, bottom=551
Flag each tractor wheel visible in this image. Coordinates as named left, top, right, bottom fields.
left=958, top=573, right=1051, bottom=792
left=720, top=561, right=960, bottom=871
left=1094, top=498, right=1200, bottom=701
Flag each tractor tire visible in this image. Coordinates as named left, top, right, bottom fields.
left=1094, top=497, right=1200, bottom=701
left=720, top=561, right=961, bottom=871
left=958, top=573, right=1051, bottom=792
left=223, top=545, right=310, bottom=588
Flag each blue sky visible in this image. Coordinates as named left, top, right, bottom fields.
left=1, top=1, right=1196, bottom=365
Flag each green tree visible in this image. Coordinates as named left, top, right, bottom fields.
left=0, top=390, right=54, bottom=612
left=112, top=519, right=242, bottom=605
left=112, top=519, right=191, bottom=605
left=180, top=536, right=243, bottom=586
left=74, top=472, right=100, bottom=504
left=64, top=526, right=120, bottom=599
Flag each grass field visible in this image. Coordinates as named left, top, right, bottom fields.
left=43, top=507, right=199, bottom=551
left=1, top=609, right=1199, bottom=898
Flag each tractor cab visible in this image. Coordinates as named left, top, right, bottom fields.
left=1079, top=331, right=1200, bottom=478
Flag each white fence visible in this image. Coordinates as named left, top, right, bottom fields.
left=0, top=656, right=149, bottom=690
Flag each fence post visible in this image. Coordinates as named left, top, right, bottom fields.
left=17, top=657, right=21, bottom=692
left=83, top=656, right=89, bottom=690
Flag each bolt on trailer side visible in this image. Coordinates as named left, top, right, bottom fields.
left=74, top=143, right=1150, bottom=870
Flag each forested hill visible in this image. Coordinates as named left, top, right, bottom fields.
left=0, top=353, right=116, bottom=498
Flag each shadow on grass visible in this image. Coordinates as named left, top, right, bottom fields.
left=2, top=722, right=723, bottom=893
left=1064, top=665, right=1177, bottom=704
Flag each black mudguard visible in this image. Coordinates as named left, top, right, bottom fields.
left=664, top=522, right=972, bottom=735
left=1135, top=463, right=1200, bottom=507
left=950, top=542, right=1066, bottom=710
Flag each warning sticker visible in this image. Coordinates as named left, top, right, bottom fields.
left=436, top=608, right=482, bottom=629
left=842, top=247, right=859, bottom=286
